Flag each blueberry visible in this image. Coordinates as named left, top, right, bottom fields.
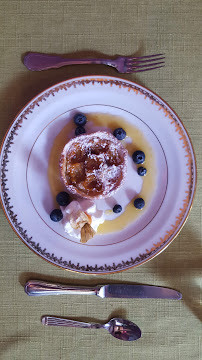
left=137, top=167, right=147, bottom=176
left=74, top=113, right=87, bottom=126
left=75, top=126, right=86, bottom=136
left=50, top=209, right=63, bottom=222
left=113, top=128, right=126, bottom=140
left=134, top=198, right=145, bottom=209
left=132, top=150, right=145, bottom=164
left=113, top=204, right=122, bottom=213
left=56, top=192, right=70, bottom=206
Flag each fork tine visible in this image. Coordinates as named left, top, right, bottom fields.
left=128, top=61, right=165, bottom=71
left=127, top=56, right=165, bottom=65
left=127, top=65, right=165, bottom=73
left=129, top=53, right=165, bottom=60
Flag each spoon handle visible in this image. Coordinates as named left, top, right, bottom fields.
left=25, top=280, right=97, bottom=296
left=42, top=316, right=101, bottom=329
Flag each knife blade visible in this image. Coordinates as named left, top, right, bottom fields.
left=97, top=284, right=182, bottom=299
left=25, top=280, right=182, bottom=299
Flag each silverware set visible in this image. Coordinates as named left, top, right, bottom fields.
left=24, top=50, right=169, bottom=340
left=25, top=280, right=182, bottom=341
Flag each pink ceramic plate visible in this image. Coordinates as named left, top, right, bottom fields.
left=0, top=76, right=196, bottom=274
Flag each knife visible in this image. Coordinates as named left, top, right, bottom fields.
left=24, top=280, right=182, bottom=299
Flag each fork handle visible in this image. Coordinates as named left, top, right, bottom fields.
left=24, top=280, right=98, bottom=296
left=24, top=52, right=117, bottom=71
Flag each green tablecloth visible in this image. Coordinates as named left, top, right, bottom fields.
left=0, top=1, right=201, bottom=359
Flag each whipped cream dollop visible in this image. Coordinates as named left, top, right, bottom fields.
left=61, top=200, right=105, bottom=240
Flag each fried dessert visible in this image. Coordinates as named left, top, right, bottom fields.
left=59, top=131, right=128, bottom=199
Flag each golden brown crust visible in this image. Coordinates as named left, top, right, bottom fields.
left=80, top=223, right=96, bottom=243
left=59, top=131, right=128, bottom=199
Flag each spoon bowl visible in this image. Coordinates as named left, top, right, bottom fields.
left=105, top=318, right=141, bottom=341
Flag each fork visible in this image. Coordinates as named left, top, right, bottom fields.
left=23, top=52, right=165, bottom=73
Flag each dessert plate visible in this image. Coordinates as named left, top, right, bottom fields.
left=0, top=76, right=196, bottom=274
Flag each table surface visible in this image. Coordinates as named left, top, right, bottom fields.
left=0, top=1, right=201, bottom=359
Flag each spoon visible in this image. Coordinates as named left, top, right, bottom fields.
left=41, top=316, right=141, bottom=341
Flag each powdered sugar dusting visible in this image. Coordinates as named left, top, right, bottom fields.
left=60, top=131, right=128, bottom=199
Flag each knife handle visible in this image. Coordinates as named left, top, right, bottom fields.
left=24, top=280, right=98, bottom=296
